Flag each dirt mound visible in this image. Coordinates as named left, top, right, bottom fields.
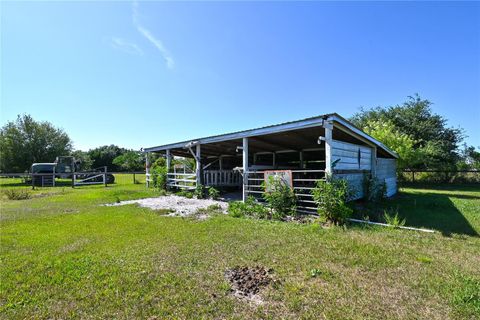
left=225, top=266, right=273, bottom=300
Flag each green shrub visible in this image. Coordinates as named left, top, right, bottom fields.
left=207, top=187, right=220, bottom=200
left=227, top=201, right=245, bottom=218
left=309, top=268, right=322, bottom=278
left=194, top=185, right=205, bottom=199
left=151, top=166, right=167, bottom=191
left=228, top=196, right=269, bottom=219
left=364, top=175, right=386, bottom=203
left=3, top=188, right=31, bottom=200
left=177, top=190, right=193, bottom=198
left=312, top=177, right=353, bottom=225
left=263, top=176, right=297, bottom=219
left=383, top=208, right=406, bottom=228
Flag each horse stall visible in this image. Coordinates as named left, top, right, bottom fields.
left=144, top=113, right=398, bottom=213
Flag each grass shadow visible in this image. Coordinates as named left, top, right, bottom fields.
left=395, top=192, right=477, bottom=236
left=354, top=187, right=479, bottom=237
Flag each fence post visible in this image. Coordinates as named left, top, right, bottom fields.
left=104, top=166, right=107, bottom=187
left=412, top=171, right=415, bottom=183
left=133, top=172, right=135, bottom=184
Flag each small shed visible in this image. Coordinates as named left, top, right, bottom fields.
left=144, top=113, right=398, bottom=213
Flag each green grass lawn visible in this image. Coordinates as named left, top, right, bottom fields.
left=1, top=182, right=479, bottom=319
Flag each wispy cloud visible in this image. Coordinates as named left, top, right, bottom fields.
left=110, top=37, right=144, bottom=56
left=132, top=1, right=175, bottom=69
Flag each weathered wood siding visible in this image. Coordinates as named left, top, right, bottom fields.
left=377, top=158, right=397, bottom=197
left=334, top=173, right=365, bottom=200
left=331, top=140, right=373, bottom=200
left=331, top=140, right=372, bottom=171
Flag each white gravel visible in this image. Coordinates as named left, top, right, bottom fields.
left=106, top=195, right=228, bottom=217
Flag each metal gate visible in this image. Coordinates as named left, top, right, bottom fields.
left=73, top=172, right=106, bottom=186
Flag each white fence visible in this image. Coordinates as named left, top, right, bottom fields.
left=203, top=170, right=241, bottom=187
left=148, top=170, right=242, bottom=190
left=166, top=172, right=196, bottom=190
left=244, top=169, right=326, bottom=214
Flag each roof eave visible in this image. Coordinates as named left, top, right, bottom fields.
left=144, top=114, right=332, bottom=153
left=329, top=114, right=399, bottom=159
left=144, top=113, right=399, bottom=159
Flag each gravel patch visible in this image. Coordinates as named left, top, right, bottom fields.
left=105, top=195, right=228, bottom=217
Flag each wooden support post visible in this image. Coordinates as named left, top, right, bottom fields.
left=242, top=137, right=249, bottom=202
left=371, top=146, right=377, bottom=178
left=272, top=152, right=276, bottom=169
left=299, top=151, right=304, bottom=169
left=166, top=149, right=171, bottom=173
left=196, top=144, right=201, bottom=186
left=219, top=156, right=223, bottom=171
left=324, top=121, right=333, bottom=176
left=145, top=152, right=150, bottom=188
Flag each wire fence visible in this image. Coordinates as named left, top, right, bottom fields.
left=0, top=172, right=148, bottom=188
left=2, top=170, right=479, bottom=189
left=400, top=170, right=480, bottom=184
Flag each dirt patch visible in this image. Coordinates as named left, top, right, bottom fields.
left=58, top=238, right=91, bottom=254
left=282, top=214, right=318, bottom=224
left=225, top=266, right=274, bottom=303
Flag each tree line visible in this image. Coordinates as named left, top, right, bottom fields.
left=350, top=95, right=479, bottom=171
left=1, top=95, right=479, bottom=173
left=0, top=115, right=144, bottom=173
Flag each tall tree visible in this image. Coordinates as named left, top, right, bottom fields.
left=112, top=150, right=144, bottom=172
left=70, top=150, right=93, bottom=171
left=0, top=114, right=72, bottom=172
left=350, top=95, right=465, bottom=169
left=362, top=120, right=421, bottom=171
left=87, top=145, right=127, bottom=171
left=458, top=144, right=480, bottom=170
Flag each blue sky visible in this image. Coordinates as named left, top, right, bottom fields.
left=1, top=1, right=479, bottom=151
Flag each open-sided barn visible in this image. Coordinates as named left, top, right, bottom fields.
left=144, top=113, right=398, bottom=213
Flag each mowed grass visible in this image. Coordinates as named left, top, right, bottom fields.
left=0, top=182, right=479, bottom=319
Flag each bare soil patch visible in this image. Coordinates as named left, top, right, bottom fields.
left=225, top=266, right=274, bottom=303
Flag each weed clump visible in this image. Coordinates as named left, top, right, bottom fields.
left=228, top=196, right=269, bottom=219
left=364, top=175, right=386, bottom=203
left=383, top=208, right=406, bottom=228
left=3, top=188, right=31, bottom=200
left=207, top=187, right=220, bottom=200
